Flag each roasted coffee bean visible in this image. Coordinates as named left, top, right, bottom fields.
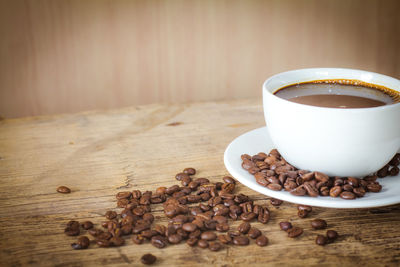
left=353, top=187, right=366, bottom=197
left=65, top=226, right=80, bottom=236
left=390, top=166, right=399, bottom=176
left=175, top=172, right=189, bottom=181
left=156, top=186, right=167, bottom=195
left=117, top=199, right=129, bottom=208
left=186, top=237, right=198, bottom=246
left=240, top=201, right=253, bottom=213
left=363, top=175, right=377, bottom=182
left=256, top=235, right=268, bottom=246
left=132, top=234, right=145, bottom=244
left=201, top=231, right=217, bottom=241
left=297, top=205, right=312, bottom=213
left=319, top=186, right=330, bottom=196
left=165, top=185, right=180, bottom=195
left=240, top=212, right=257, bottom=222
left=284, top=180, right=297, bottom=191
left=200, top=192, right=212, bottom=201
left=290, top=186, right=306, bottom=196
left=304, top=182, right=319, bottom=197
left=57, top=186, right=71, bottom=194
left=120, top=225, right=132, bottom=235
left=301, top=172, right=314, bottom=181
left=367, top=182, right=382, bottom=192
left=81, top=221, right=93, bottom=230
left=347, top=177, right=360, bottom=187
left=151, top=235, right=168, bottom=248
left=389, top=154, right=400, bottom=166
left=105, top=210, right=117, bottom=220
left=311, top=219, right=327, bottom=230
left=241, top=154, right=252, bottom=161
left=141, top=253, right=157, bottom=265
left=315, top=235, right=327, bottom=246
left=168, top=234, right=182, bottom=244
left=132, top=190, right=142, bottom=199
left=154, top=225, right=166, bottom=236
left=223, top=176, right=236, bottom=184
left=258, top=207, right=270, bottom=224
left=97, top=232, right=112, bottom=240
left=340, top=191, right=356, bottom=199
left=189, top=229, right=202, bottom=239
left=329, top=186, right=342, bottom=197
left=141, top=230, right=158, bottom=239
left=233, top=236, right=250, bottom=246
left=297, top=209, right=309, bottom=218
left=187, top=195, right=202, bottom=203
left=343, top=184, right=354, bottom=192
left=181, top=176, right=192, bottom=186
left=248, top=227, right=261, bottom=239
left=314, top=172, right=329, bottom=183
left=110, top=236, right=125, bottom=246
left=204, top=220, right=217, bottom=230
left=182, top=223, right=197, bottom=232
left=67, top=221, right=79, bottom=229
left=267, top=183, right=283, bottom=191
left=253, top=204, right=262, bottom=215
left=71, top=236, right=90, bottom=250
left=213, top=215, right=228, bottom=224
left=209, top=241, right=222, bottom=251
left=326, top=230, right=339, bottom=241
left=279, top=221, right=292, bottom=231
left=188, top=181, right=199, bottom=190
left=238, top=222, right=251, bottom=234
left=143, top=213, right=154, bottom=223
left=198, top=239, right=209, bottom=248
left=97, top=239, right=111, bottom=247
left=255, top=175, right=269, bottom=187
left=195, top=178, right=210, bottom=185
left=287, top=227, right=303, bottom=238
left=132, top=222, right=151, bottom=234
left=221, top=183, right=235, bottom=193
left=88, top=228, right=103, bottom=237
left=270, top=198, right=283, bottom=206
left=216, top=223, right=229, bottom=232
left=183, top=167, right=196, bottom=175
left=116, top=191, right=131, bottom=200
left=377, top=165, right=389, bottom=178
left=218, top=234, right=232, bottom=244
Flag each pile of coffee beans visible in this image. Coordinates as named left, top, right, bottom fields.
left=241, top=150, right=400, bottom=199
left=64, top=168, right=278, bottom=256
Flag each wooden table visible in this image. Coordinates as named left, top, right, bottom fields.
left=1, top=99, right=399, bottom=266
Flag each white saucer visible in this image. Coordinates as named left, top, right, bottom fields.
left=224, top=127, right=400, bottom=208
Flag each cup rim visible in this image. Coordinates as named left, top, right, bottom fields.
left=263, top=68, right=400, bottom=112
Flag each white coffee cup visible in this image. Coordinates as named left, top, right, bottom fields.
left=263, top=68, right=400, bottom=177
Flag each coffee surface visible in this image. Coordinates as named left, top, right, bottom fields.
left=274, top=81, right=398, bottom=108
left=287, top=94, right=385, bottom=108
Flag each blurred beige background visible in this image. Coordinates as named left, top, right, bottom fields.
left=0, top=0, right=399, bottom=118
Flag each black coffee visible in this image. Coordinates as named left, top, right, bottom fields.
left=274, top=80, right=400, bottom=108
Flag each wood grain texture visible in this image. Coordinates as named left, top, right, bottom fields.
left=0, top=99, right=399, bottom=266
left=1, top=0, right=400, bottom=118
